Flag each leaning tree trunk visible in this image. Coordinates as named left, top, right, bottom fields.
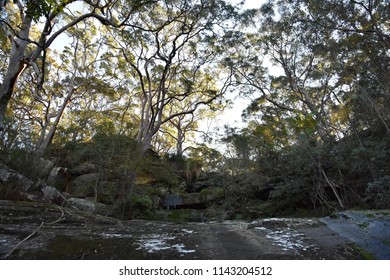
left=0, top=51, right=30, bottom=132
left=35, top=87, right=74, bottom=154
left=0, top=15, right=33, bottom=131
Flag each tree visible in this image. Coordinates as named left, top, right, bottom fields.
left=306, top=0, right=390, bottom=135
left=0, top=0, right=151, bottom=132
left=106, top=0, right=237, bottom=195
left=158, top=88, right=224, bottom=158
left=221, top=0, right=389, bottom=210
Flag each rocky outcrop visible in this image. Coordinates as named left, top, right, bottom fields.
left=41, top=185, right=68, bottom=206
left=33, top=158, right=55, bottom=179
left=67, top=198, right=111, bottom=215
left=0, top=163, right=111, bottom=215
left=0, top=163, right=33, bottom=192
left=68, top=173, right=99, bottom=196
left=162, top=187, right=225, bottom=209
left=47, top=167, right=71, bottom=192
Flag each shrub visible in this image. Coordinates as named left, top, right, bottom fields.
left=364, top=176, right=390, bottom=209
left=112, top=194, right=156, bottom=220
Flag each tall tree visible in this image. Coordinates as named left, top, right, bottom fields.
left=0, top=0, right=150, bottom=131
left=106, top=0, right=237, bottom=195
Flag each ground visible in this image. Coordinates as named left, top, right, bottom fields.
left=1, top=200, right=389, bottom=259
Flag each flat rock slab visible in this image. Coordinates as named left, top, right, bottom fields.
left=0, top=200, right=370, bottom=259
left=321, top=210, right=390, bottom=259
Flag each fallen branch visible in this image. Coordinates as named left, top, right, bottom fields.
left=46, top=205, right=65, bottom=225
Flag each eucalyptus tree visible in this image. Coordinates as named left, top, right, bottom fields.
left=34, top=16, right=117, bottom=153
left=158, top=86, right=225, bottom=158
left=225, top=0, right=389, bottom=209
left=229, top=1, right=342, bottom=144
left=0, top=0, right=152, bottom=132
left=305, top=0, right=390, bottom=134
left=222, top=0, right=350, bottom=208
left=106, top=0, right=238, bottom=195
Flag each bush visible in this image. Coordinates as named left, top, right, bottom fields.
left=112, top=194, right=156, bottom=220
left=365, top=176, right=390, bottom=209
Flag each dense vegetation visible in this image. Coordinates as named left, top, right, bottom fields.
left=0, top=0, right=389, bottom=220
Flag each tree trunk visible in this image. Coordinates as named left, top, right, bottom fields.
left=0, top=14, right=33, bottom=131
left=176, top=127, right=184, bottom=157
left=35, top=89, right=73, bottom=154
left=0, top=58, right=28, bottom=131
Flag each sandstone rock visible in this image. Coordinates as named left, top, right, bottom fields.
left=41, top=185, right=68, bottom=206
left=69, top=174, right=117, bottom=204
left=0, top=163, right=33, bottom=192
left=47, top=167, right=71, bottom=191
left=34, top=158, right=55, bottom=178
left=67, top=197, right=111, bottom=215
left=68, top=163, right=97, bottom=176
left=69, top=173, right=99, bottom=196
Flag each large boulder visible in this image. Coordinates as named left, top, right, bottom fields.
left=69, top=174, right=117, bottom=204
left=68, top=163, right=97, bottom=176
left=0, top=163, right=33, bottom=192
left=67, top=198, right=111, bottom=215
left=69, top=173, right=99, bottom=196
left=33, top=158, right=55, bottom=179
left=41, top=185, right=68, bottom=206
left=47, top=167, right=71, bottom=191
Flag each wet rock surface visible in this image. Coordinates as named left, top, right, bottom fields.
left=0, top=200, right=371, bottom=260
left=321, top=210, right=390, bottom=259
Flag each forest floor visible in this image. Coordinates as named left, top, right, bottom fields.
left=1, top=200, right=389, bottom=260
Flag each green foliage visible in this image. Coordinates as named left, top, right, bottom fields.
left=365, top=176, right=390, bottom=209
left=112, top=194, right=156, bottom=220
left=2, top=149, right=42, bottom=180
left=25, top=0, right=67, bottom=21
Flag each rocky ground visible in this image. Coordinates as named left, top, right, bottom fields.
left=3, top=200, right=388, bottom=260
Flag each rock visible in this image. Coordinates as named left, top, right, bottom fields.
left=69, top=174, right=117, bottom=204
left=68, top=163, right=97, bottom=176
left=69, top=173, right=99, bottom=196
left=47, top=167, right=72, bottom=191
left=34, top=158, right=55, bottom=178
left=41, top=185, right=68, bottom=206
left=0, top=163, right=33, bottom=192
left=188, top=172, right=225, bottom=192
left=182, top=193, right=202, bottom=205
left=67, top=198, right=111, bottom=215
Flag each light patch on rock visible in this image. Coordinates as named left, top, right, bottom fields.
left=135, top=233, right=195, bottom=254
left=254, top=227, right=314, bottom=252
left=99, top=233, right=132, bottom=238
